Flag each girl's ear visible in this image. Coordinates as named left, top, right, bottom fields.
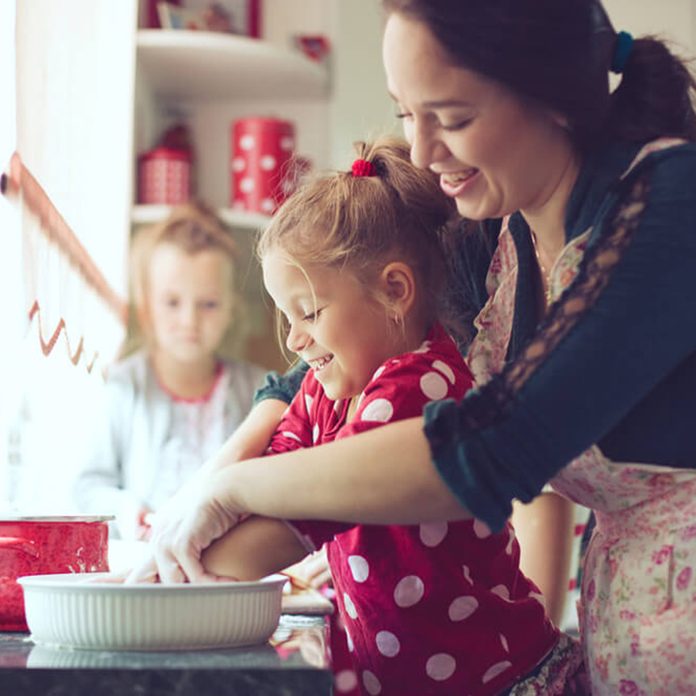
left=378, top=261, right=416, bottom=318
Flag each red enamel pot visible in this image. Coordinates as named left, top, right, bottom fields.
left=0, top=516, right=112, bottom=632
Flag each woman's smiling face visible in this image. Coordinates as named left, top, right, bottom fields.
left=382, top=12, right=574, bottom=221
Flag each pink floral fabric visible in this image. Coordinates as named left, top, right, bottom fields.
left=551, top=454, right=696, bottom=695
left=466, top=138, right=695, bottom=694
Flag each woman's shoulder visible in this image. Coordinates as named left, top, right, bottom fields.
left=622, top=139, right=696, bottom=194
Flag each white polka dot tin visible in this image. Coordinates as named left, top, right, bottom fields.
left=230, top=117, right=306, bottom=215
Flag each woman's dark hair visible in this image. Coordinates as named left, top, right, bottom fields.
left=383, top=0, right=696, bottom=148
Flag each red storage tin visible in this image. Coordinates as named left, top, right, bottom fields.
left=138, top=147, right=191, bottom=205
left=230, top=117, right=296, bottom=215
left=0, top=515, right=111, bottom=631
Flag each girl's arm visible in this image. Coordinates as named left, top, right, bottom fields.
left=201, top=516, right=308, bottom=581
left=202, top=398, right=289, bottom=472
left=511, top=493, right=575, bottom=626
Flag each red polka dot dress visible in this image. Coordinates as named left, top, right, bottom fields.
left=269, top=324, right=559, bottom=695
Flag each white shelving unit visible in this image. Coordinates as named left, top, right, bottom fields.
left=136, top=29, right=328, bottom=102
left=131, top=15, right=333, bottom=369
left=132, top=204, right=270, bottom=230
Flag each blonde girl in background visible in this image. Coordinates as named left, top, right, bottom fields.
left=195, top=138, right=584, bottom=695
left=74, top=202, right=265, bottom=541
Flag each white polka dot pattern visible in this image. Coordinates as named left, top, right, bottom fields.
left=419, top=521, right=448, bottom=547
left=335, top=670, right=358, bottom=692
left=371, top=365, right=386, bottom=381
left=448, top=596, right=479, bottom=621
left=260, top=154, right=277, bottom=171
left=312, top=423, right=320, bottom=443
left=375, top=630, right=400, bottom=657
left=280, top=136, right=295, bottom=151
left=362, top=670, right=382, bottom=695
left=473, top=519, right=492, bottom=538
left=426, top=653, right=456, bottom=681
left=432, top=359, right=456, bottom=384
left=348, top=555, right=370, bottom=582
left=304, top=394, right=314, bottom=416
left=260, top=198, right=275, bottom=213
left=462, top=565, right=472, bottom=584
left=231, top=157, right=246, bottom=172
left=240, top=177, right=254, bottom=193
left=360, top=398, right=394, bottom=422
left=491, top=584, right=510, bottom=600
left=482, top=661, right=512, bottom=684
left=239, top=134, right=255, bottom=150
left=343, top=592, right=358, bottom=619
left=345, top=628, right=354, bottom=652
left=393, top=575, right=424, bottom=607
left=505, top=526, right=515, bottom=555
left=420, top=371, right=448, bottom=400
left=282, top=431, right=302, bottom=443
left=413, top=340, right=431, bottom=354
left=500, top=634, right=509, bottom=652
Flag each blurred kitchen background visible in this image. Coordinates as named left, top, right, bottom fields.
left=1, top=0, right=695, bottom=514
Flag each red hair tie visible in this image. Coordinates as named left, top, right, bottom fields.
left=351, top=158, right=376, bottom=177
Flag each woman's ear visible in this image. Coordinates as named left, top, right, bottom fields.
left=378, top=261, right=416, bottom=318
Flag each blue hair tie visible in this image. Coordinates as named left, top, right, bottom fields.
left=611, top=30, right=634, bottom=74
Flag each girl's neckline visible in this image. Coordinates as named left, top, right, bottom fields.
left=155, top=361, right=225, bottom=404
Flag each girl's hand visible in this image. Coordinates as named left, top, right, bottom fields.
left=285, top=547, right=332, bottom=589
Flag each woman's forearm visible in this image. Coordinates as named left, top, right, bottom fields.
left=210, top=417, right=471, bottom=525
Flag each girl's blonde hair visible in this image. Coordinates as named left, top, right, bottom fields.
left=125, top=201, right=242, bottom=356
left=257, top=136, right=456, bottom=322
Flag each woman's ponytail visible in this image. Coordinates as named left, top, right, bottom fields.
left=609, top=37, right=696, bottom=142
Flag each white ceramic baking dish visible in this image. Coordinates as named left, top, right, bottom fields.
left=18, top=572, right=287, bottom=651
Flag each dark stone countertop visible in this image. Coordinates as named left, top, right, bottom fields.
left=0, top=615, right=332, bottom=695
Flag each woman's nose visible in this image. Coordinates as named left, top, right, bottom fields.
left=409, top=120, right=443, bottom=170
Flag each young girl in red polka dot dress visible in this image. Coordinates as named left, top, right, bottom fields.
left=200, top=137, right=585, bottom=695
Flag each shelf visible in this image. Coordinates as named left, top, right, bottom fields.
left=136, top=30, right=329, bottom=101
left=132, top=205, right=271, bottom=230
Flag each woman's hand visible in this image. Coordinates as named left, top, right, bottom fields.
left=126, top=475, right=244, bottom=584
left=124, top=399, right=288, bottom=584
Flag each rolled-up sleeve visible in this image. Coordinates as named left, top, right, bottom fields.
left=252, top=361, right=308, bottom=406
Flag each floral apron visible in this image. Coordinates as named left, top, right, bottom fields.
left=467, top=138, right=694, bottom=694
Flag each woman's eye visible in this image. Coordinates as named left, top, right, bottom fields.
left=441, top=118, right=472, bottom=132
left=201, top=300, right=219, bottom=310
left=395, top=110, right=412, bottom=121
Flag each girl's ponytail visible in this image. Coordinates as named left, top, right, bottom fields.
left=609, top=36, right=696, bottom=142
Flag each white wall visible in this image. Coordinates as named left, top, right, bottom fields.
left=327, top=0, right=398, bottom=168
left=604, top=0, right=696, bottom=56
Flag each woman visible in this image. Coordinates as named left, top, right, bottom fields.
left=135, top=1, right=696, bottom=692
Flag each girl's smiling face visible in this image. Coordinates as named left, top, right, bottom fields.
left=382, top=12, right=575, bottom=222
left=262, top=248, right=400, bottom=402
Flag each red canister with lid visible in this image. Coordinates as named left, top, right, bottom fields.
left=230, top=117, right=296, bottom=215
left=138, top=147, right=191, bottom=205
